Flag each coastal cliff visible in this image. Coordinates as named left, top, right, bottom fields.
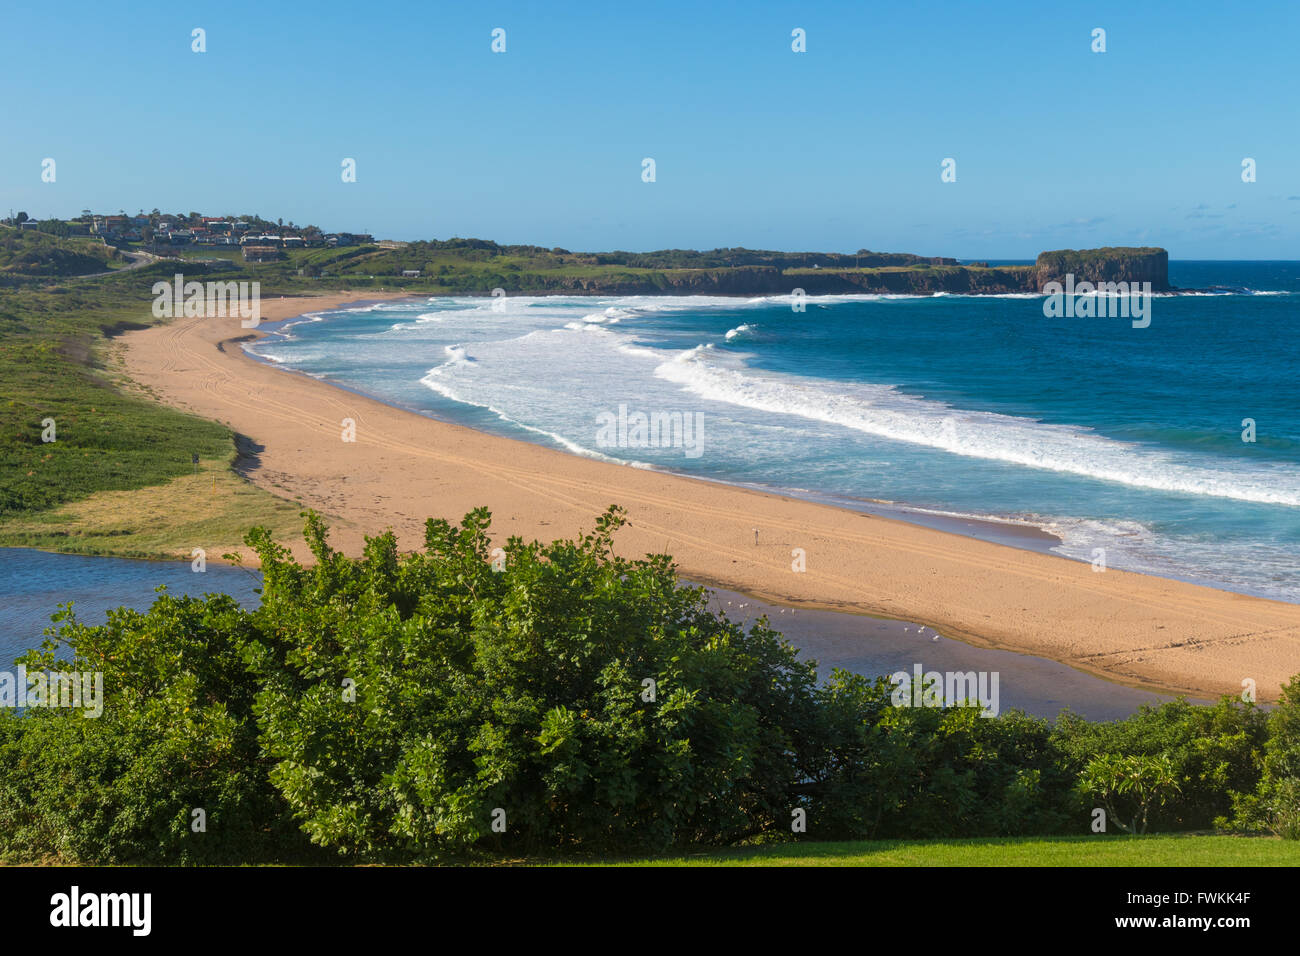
left=1035, top=247, right=1170, bottom=292
left=483, top=246, right=1168, bottom=297
left=120, top=239, right=1174, bottom=298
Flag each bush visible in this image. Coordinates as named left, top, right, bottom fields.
left=0, top=594, right=311, bottom=864
left=1053, top=697, right=1266, bottom=832
left=1227, top=679, right=1300, bottom=837
left=0, top=508, right=1293, bottom=863
left=246, top=506, right=820, bottom=859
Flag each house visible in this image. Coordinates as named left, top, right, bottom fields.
left=243, top=245, right=283, bottom=262
left=92, top=215, right=126, bottom=236
left=282, top=236, right=305, bottom=248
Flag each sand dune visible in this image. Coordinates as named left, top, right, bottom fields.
left=118, top=294, right=1300, bottom=702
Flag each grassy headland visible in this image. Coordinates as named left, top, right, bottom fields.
left=0, top=262, right=312, bottom=559
left=132, top=239, right=1168, bottom=296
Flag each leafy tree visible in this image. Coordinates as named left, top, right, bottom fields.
left=1228, top=679, right=1300, bottom=837
left=1054, top=697, right=1265, bottom=830
left=1079, top=753, right=1181, bottom=834
left=0, top=594, right=311, bottom=864
left=247, top=506, right=818, bottom=859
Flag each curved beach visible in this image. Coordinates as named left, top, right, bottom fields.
left=118, top=295, right=1300, bottom=702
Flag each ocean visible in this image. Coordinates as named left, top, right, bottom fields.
left=245, top=261, right=1300, bottom=604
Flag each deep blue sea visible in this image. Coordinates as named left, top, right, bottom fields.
left=244, top=262, right=1300, bottom=603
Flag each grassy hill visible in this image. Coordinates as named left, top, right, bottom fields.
left=147, top=238, right=1167, bottom=296
left=0, top=226, right=119, bottom=278
left=0, top=269, right=309, bottom=557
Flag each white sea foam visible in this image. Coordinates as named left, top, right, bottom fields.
left=653, top=349, right=1300, bottom=506
left=240, top=292, right=1300, bottom=599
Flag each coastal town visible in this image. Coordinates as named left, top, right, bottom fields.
left=0, top=209, right=375, bottom=262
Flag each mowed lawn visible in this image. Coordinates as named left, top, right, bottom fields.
left=571, top=835, right=1300, bottom=867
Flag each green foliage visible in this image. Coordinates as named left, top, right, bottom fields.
left=247, top=506, right=817, bottom=858
left=0, top=283, right=234, bottom=518
left=0, top=509, right=1292, bottom=864
left=1053, top=697, right=1266, bottom=831
left=0, top=226, right=115, bottom=277
left=0, top=595, right=314, bottom=864
left=1078, top=753, right=1181, bottom=834
left=1227, top=679, right=1300, bottom=837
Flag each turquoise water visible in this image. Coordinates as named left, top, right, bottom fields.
left=246, top=262, right=1300, bottom=602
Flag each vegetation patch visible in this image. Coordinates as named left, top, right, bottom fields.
left=1, top=509, right=1296, bottom=865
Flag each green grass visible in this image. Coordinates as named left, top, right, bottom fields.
left=0, top=458, right=314, bottom=560
left=0, top=267, right=318, bottom=558
left=0, top=279, right=234, bottom=517
left=572, top=834, right=1300, bottom=867
left=0, top=226, right=117, bottom=277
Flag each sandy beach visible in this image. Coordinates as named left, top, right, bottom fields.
left=117, top=293, right=1300, bottom=702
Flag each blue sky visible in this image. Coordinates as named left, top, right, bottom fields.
left=3, top=0, right=1298, bottom=258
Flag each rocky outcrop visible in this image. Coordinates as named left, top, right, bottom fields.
left=1035, top=247, right=1169, bottom=292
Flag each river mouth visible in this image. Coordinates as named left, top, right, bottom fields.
left=699, top=585, right=1206, bottom=722
left=1, top=547, right=1194, bottom=721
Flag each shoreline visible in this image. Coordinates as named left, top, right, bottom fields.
left=115, top=293, right=1300, bottom=702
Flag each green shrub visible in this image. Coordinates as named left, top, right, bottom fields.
left=1053, top=697, right=1266, bottom=831
left=0, top=594, right=312, bottom=864
left=246, top=506, right=819, bottom=859
left=0, top=508, right=1292, bottom=864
